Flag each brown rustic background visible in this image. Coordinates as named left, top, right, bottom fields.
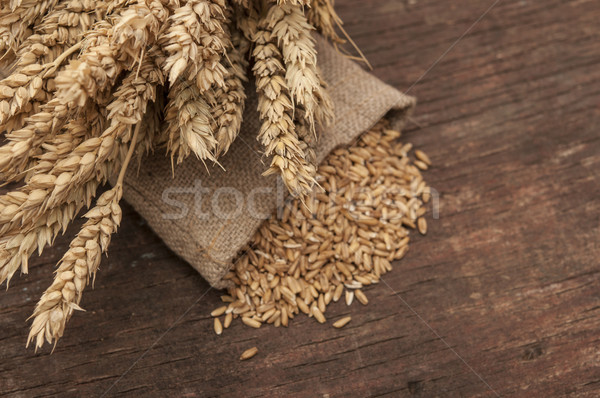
left=2, top=0, right=600, bottom=396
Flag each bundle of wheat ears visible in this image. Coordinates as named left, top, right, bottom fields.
left=0, top=0, right=351, bottom=350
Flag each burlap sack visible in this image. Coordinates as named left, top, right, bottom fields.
left=121, top=35, right=415, bottom=288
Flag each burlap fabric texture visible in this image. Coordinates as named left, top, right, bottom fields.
left=121, top=35, right=416, bottom=288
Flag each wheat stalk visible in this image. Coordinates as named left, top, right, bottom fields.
left=0, top=0, right=353, bottom=349
left=27, top=120, right=143, bottom=350
left=160, top=0, right=231, bottom=91
left=268, top=1, right=333, bottom=129
left=0, top=50, right=163, bottom=284
left=307, top=0, right=345, bottom=44
left=251, top=3, right=315, bottom=197
left=0, top=0, right=59, bottom=57
left=15, top=0, right=108, bottom=69
left=164, top=78, right=218, bottom=165
left=205, top=27, right=249, bottom=156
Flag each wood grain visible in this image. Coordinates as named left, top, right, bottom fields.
left=2, top=0, right=600, bottom=396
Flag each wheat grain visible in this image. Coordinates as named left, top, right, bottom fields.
left=414, top=160, right=428, bottom=170
left=224, top=312, right=233, bottom=328
left=332, top=316, right=351, bottom=328
left=216, top=121, right=432, bottom=333
left=345, top=290, right=354, bottom=306
left=242, top=316, right=262, bottom=328
left=311, top=304, right=326, bottom=323
left=354, top=289, right=368, bottom=305
left=417, top=217, right=427, bottom=235
left=214, top=317, right=223, bottom=335
left=211, top=305, right=227, bottom=317
left=240, top=346, right=258, bottom=360
left=414, top=149, right=431, bottom=166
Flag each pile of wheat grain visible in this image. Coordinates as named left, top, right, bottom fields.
left=211, top=121, right=432, bottom=334
left=0, top=0, right=350, bottom=350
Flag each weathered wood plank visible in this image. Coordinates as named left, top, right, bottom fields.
left=2, top=0, right=600, bottom=396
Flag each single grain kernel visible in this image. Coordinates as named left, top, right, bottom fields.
left=211, top=306, right=227, bottom=317
left=333, top=316, right=352, bottom=328
left=240, top=347, right=258, bottom=360
left=355, top=289, right=369, bottom=305
left=214, top=317, right=223, bottom=335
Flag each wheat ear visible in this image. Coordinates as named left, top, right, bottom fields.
left=160, top=0, right=231, bottom=91
left=0, top=107, right=108, bottom=285
left=0, top=0, right=109, bottom=133
left=307, top=0, right=345, bottom=44
left=164, top=78, right=218, bottom=165
left=26, top=121, right=142, bottom=351
left=0, top=0, right=59, bottom=57
left=0, top=0, right=167, bottom=180
left=15, top=0, right=108, bottom=69
left=252, top=10, right=314, bottom=197
left=267, top=2, right=332, bottom=129
left=0, top=179, right=100, bottom=286
left=205, top=27, right=249, bottom=156
left=0, top=51, right=163, bottom=282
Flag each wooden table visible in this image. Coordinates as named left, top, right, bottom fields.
left=2, top=0, right=599, bottom=396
